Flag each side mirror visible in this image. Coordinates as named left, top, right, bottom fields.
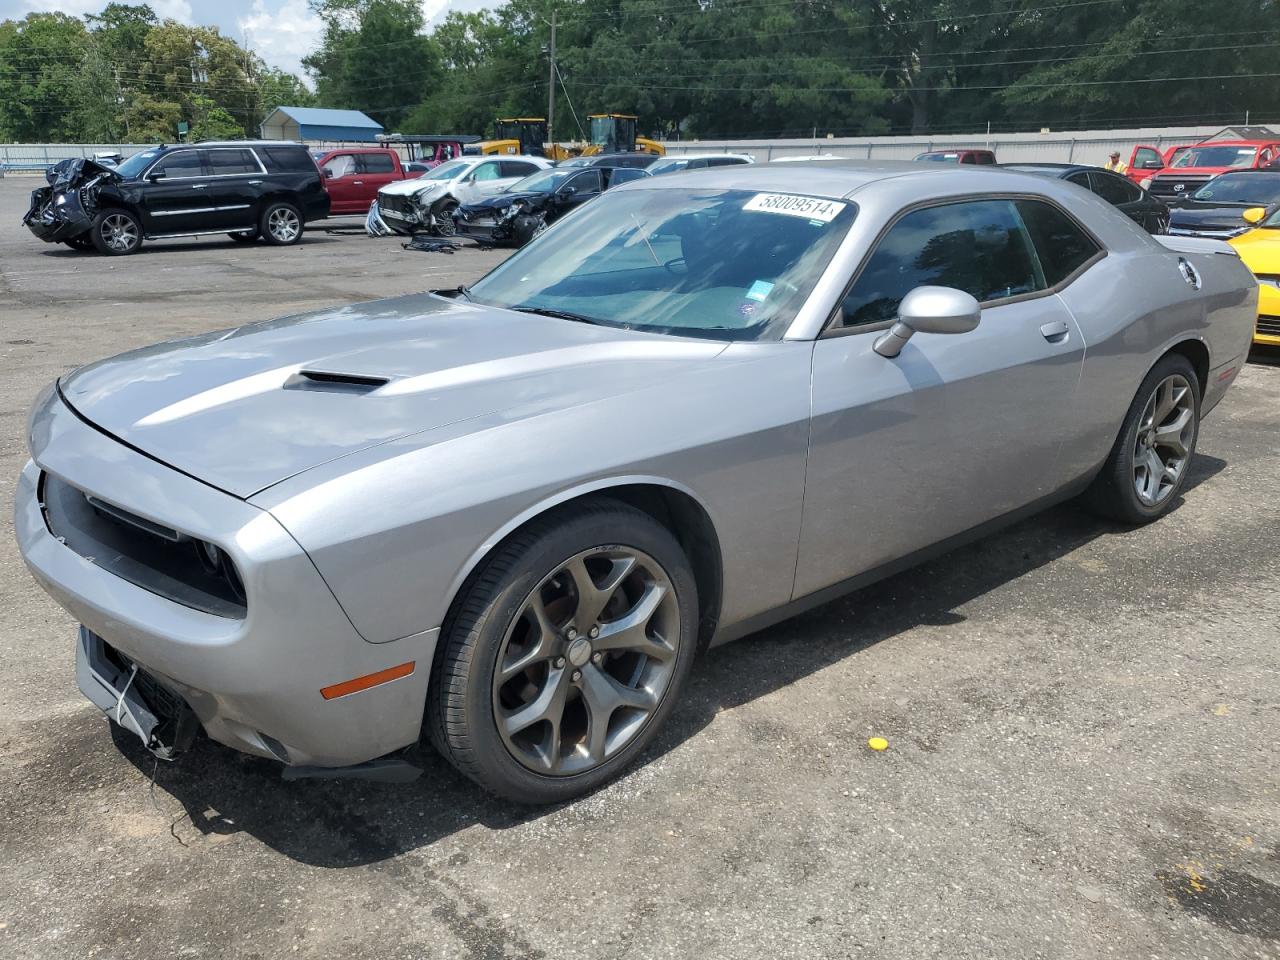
left=1242, top=206, right=1267, bottom=225
left=1142, top=159, right=1164, bottom=169
left=147, top=172, right=164, bottom=183
left=324, top=169, right=335, bottom=179
left=873, top=286, right=981, bottom=358
left=559, top=185, right=577, bottom=197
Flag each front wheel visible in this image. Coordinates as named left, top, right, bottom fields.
left=428, top=500, right=699, bottom=803
left=259, top=202, right=303, bottom=245
left=1082, top=352, right=1200, bottom=524
left=89, top=209, right=142, bottom=256
left=431, top=200, right=458, bottom=237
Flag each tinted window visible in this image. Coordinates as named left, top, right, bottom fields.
left=567, top=170, right=602, bottom=194
left=839, top=200, right=1042, bottom=328
left=1065, top=171, right=1091, bottom=188
left=501, top=160, right=539, bottom=178
left=974, top=153, right=996, bottom=165
left=151, top=151, right=205, bottom=178
left=607, top=167, right=648, bottom=185
left=207, top=148, right=259, bottom=175
left=262, top=147, right=317, bottom=172
left=1089, top=171, right=1139, bottom=205
left=707, top=156, right=749, bottom=166
left=1015, top=199, right=1101, bottom=286
left=358, top=153, right=396, bottom=173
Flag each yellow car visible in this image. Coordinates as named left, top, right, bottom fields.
left=1229, top=206, right=1280, bottom=346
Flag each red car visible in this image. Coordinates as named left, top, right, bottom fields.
left=913, top=149, right=997, bottom=165
left=312, top=148, right=410, bottom=215
left=1130, top=140, right=1280, bottom=202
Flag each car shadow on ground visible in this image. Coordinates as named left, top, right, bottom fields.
left=112, top=454, right=1226, bottom=867
left=39, top=236, right=344, bottom=258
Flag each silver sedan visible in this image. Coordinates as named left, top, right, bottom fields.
left=16, top=162, right=1256, bottom=802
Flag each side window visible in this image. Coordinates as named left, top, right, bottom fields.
left=471, top=162, right=502, bottom=181
left=1015, top=199, right=1101, bottom=287
left=206, top=148, right=260, bottom=175
left=1066, top=171, right=1091, bottom=189
left=262, top=147, right=317, bottom=172
left=568, top=170, right=602, bottom=194
left=151, top=151, right=205, bottom=179
left=975, top=153, right=996, bottom=165
left=1088, top=171, right=1139, bottom=205
left=500, top=161, right=538, bottom=178
left=357, top=153, right=396, bottom=174
left=323, top=154, right=356, bottom=178
left=838, top=199, right=1043, bottom=328
left=960, top=153, right=977, bottom=164
left=1134, top=147, right=1163, bottom=170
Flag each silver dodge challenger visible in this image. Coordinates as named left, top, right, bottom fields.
left=17, top=162, right=1256, bottom=803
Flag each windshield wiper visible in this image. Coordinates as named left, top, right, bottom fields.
left=511, top=305, right=605, bottom=325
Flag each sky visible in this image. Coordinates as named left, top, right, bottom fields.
left=0, top=0, right=495, bottom=77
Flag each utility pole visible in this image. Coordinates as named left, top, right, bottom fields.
left=546, top=10, right=557, bottom=151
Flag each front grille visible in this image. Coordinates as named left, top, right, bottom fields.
left=40, top=473, right=246, bottom=618
left=1258, top=314, right=1280, bottom=337
left=379, top=194, right=418, bottom=218
left=1149, top=174, right=1212, bottom=200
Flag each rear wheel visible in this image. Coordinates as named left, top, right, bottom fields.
left=259, top=202, right=303, bottom=245
left=1082, top=352, right=1200, bottom=523
left=429, top=500, right=699, bottom=803
left=89, top=209, right=142, bottom=256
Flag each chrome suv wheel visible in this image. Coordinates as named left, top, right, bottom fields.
left=259, top=202, right=303, bottom=245
left=90, top=210, right=142, bottom=256
left=430, top=499, right=699, bottom=803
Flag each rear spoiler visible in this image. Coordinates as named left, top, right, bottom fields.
left=1154, top=235, right=1239, bottom=257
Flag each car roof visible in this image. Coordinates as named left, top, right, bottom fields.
left=658, top=152, right=753, bottom=161
left=184, top=140, right=307, bottom=149
left=648, top=159, right=1047, bottom=199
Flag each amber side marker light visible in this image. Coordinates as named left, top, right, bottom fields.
left=320, top=661, right=415, bottom=700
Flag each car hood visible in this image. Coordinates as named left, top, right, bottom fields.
left=1229, top=228, right=1280, bottom=271
left=58, top=294, right=728, bottom=499
left=378, top=178, right=449, bottom=198
left=1168, top=203, right=1258, bottom=231
left=463, top=191, right=547, bottom=212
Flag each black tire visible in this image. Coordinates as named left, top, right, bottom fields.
left=228, top=229, right=259, bottom=242
left=1082, top=352, right=1200, bottom=524
left=89, top=208, right=143, bottom=256
left=259, top=202, right=303, bottom=245
left=428, top=498, right=699, bottom=804
left=431, top=199, right=458, bottom=237
left=511, top=214, right=547, bottom=246
left=63, top=234, right=94, bottom=251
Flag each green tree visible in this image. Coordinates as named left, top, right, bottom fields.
left=0, top=14, right=91, bottom=141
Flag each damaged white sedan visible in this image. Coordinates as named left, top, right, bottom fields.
left=366, top=155, right=552, bottom=238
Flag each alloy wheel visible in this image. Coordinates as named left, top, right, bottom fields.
left=492, top=546, right=681, bottom=776
left=1132, top=373, right=1194, bottom=506
left=99, top=213, right=138, bottom=252
left=267, top=207, right=301, bottom=242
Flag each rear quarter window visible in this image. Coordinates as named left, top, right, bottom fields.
left=1015, top=199, right=1102, bottom=287
left=262, top=147, right=319, bottom=173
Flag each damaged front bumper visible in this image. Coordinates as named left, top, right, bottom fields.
left=22, top=157, right=120, bottom=244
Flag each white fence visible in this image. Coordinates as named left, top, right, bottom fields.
left=659, top=124, right=1274, bottom=164
left=3, top=122, right=1274, bottom=173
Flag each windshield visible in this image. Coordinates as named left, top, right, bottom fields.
left=507, top=168, right=577, bottom=193
left=1192, top=172, right=1280, bottom=204
left=114, top=148, right=161, bottom=179
left=1172, top=145, right=1258, bottom=169
left=468, top=188, right=856, bottom=341
left=419, top=158, right=470, bottom=181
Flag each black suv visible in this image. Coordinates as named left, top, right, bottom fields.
left=23, top=141, right=330, bottom=256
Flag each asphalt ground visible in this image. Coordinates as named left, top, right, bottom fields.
left=1, top=177, right=1278, bottom=960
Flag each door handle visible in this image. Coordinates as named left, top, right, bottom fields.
left=248, top=179, right=263, bottom=185
left=191, top=183, right=208, bottom=189
left=353, top=180, right=364, bottom=185
left=1040, top=319, right=1070, bottom=343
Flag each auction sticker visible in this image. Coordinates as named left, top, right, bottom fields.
left=743, top=193, right=846, bottom=222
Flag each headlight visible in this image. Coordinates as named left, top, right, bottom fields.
left=194, top=540, right=246, bottom=603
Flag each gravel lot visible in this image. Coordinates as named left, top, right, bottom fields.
left=1, top=176, right=1277, bottom=960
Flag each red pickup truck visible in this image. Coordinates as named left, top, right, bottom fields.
left=312, top=148, right=410, bottom=215
left=1127, top=140, right=1280, bottom=202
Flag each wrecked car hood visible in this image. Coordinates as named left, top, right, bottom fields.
left=377, top=178, right=449, bottom=198
left=462, top=191, right=548, bottom=212
left=58, top=293, right=728, bottom=498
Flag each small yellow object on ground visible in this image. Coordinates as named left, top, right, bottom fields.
left=868, top=737, right=889, bottom=752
